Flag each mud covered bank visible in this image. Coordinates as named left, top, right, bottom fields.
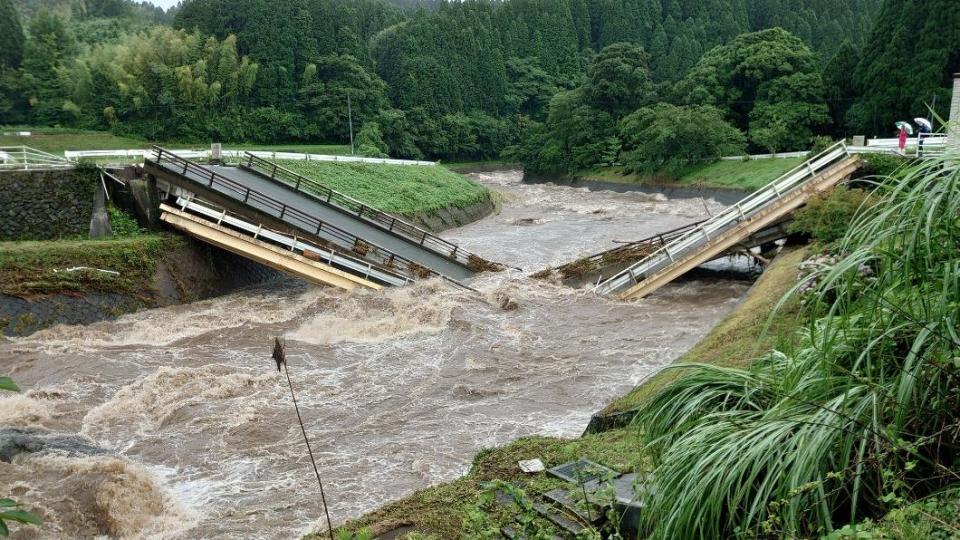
left=0, top=237, right=281, bottom=336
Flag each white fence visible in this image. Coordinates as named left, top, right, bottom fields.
left=64, top=148, right=437, bottom=166
left=0, top=146, right=76, bottom=170
left=721, top=135, right=951, bottom=161
left=721, top=151, right=808, bottom=161
left=847, top=134, right=948, bottom=156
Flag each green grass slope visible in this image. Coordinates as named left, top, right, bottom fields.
left=0, top=235, right=182, bottom=298
left=277, top=160, right=490, bottom=215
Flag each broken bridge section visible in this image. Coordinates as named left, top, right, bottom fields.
left=143, top=147, right=496, bottom=290
left=593, top=141, right=862, bottom=301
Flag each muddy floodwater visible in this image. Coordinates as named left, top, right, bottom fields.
left=0, top=171, right=750, bottom=539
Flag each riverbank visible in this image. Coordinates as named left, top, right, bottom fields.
left=575, top=157, right=805, bottom=192
left=320, top=247, right=808, bottom=538
left=0, top=235, right=281, bottom=336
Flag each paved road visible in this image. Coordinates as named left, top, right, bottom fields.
left=154, top=161, right=476, bottom=280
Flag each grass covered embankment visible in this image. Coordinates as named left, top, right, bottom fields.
left=0, top=235, right=183, bottom=298
left=319, top=249, right=808, bottom=539
left=580, top=157, right=804, bottom=192
left=278, top=160, right=491, bottom=216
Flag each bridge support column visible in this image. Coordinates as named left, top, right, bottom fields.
left=950, top=74, right=960, bottom=152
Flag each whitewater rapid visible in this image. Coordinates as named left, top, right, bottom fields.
left=0, top=171, right=749, bottom=539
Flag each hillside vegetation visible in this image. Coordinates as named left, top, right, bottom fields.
left=0, top=0, right=882, bottom=164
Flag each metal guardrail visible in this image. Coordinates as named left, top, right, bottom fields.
left=146, top=146, right=459, bottom=285
left=720, top=151, right=808, bottom=161
left=65, top=148, right=437, bottom=166
left=595, top=140, right=853, bottom=296
left=242, top=153, right=493, bottom=270
left=171, top=196, right=413, bottom=287
left=0, top=146, right=76, bottom=170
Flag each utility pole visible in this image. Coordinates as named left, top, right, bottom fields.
left=347, top=92, right=355, bottom=156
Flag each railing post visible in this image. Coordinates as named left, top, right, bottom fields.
left=279, top=205, right=286, bottom=219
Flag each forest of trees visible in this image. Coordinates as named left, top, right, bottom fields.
left=0, top=0, right=955, bottom=169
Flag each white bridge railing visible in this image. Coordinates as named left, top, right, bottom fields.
left=0, top=146, right=76, bottom=170
left=847, top=134, right=948, bottom=156
left=64, top=148, right=437, bottom=166
left=595, top=141, right=853, bottom=297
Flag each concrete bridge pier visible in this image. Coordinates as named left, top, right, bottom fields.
left=950, top=73, right=960, bottom=152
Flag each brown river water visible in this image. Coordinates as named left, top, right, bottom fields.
left=0, top=171, right=750, bottom=539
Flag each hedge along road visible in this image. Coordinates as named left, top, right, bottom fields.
left=0, top=170, right=751, bottom=539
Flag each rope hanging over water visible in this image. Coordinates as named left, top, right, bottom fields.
left=273, top=337, right=336, bottom=540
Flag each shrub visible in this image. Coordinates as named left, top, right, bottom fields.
left=354, top=122, right=388, bottom=158
left=789, top=185, right=874, bottom=244
left=108, top=205, right=144, bottom=238
left=860, top=153, right=910, bottom=178
left=619, top=103, right=746, bottom=174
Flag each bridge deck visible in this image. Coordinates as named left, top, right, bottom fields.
left=594, top=142, right=862, bottom=300
left=144, top=150, right=475, bottom=281
left=160, top=204, right=384, bottom=291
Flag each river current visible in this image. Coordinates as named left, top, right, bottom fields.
left=0, top=171, right=749, bottom=539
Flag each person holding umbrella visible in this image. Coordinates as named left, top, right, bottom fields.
left=896, top=121, right=913, bottom=154
left=915, top=117, right=933, bottom=156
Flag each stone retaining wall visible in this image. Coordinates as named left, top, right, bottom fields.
left=0, top=168, right=97, bottom=240
left=404, top=194, right=496, bottom=233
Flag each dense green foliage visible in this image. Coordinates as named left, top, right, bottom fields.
left=619, top=103, right=745, bottom=173
left=0, top=0, right=25, bottom=70
left=509, top=28, right=830, bottom=174
left=0, top=0, right=884, bottom=162
left=847, top=0, right=960, bottom=136
left=276, top=160, right=489, bottom=214
left=634, top=155, right=960, bottom=538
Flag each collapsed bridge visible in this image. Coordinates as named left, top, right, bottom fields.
left=143, top=147, right=499, bottom=291
left=141, top=142, right=862, bottom=298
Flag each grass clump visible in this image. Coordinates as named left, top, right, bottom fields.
left=631, top=154, right=960, bottom=539
left=277, top=160, right=490, bottom=215
left=828, top=488, right=960, bottom=539
left=789, top=185, right=876, bottom=244
left=0, top=235, right=183, bottom=297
